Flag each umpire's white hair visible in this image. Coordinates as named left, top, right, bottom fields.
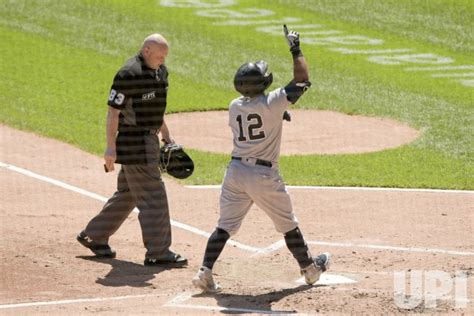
left=142, top=33, right=169, bottom=47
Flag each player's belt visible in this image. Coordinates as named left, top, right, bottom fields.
left=231, top=156, right=272, bottom=168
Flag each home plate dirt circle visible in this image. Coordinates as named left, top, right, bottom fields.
left=165, top=110, right=420, bottom=155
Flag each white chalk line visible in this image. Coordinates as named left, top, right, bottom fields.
left=0, top=293, right=160, bottom=310
left=164, top=292, right=296, bottom=315
left=249, top=239, right=474, bottom=257
left=170, top=220, right=260, bottom=253
left=163, top=292, right=193, bottom=306
left=0, top=162, right=108, bottom=202
left=251, top=239, right=286, bottom=257
left=185, top=184, right=474, bottom=195
left=307, top=241, right=474, bottom=256
left=0, top=161, right=260, bottom=254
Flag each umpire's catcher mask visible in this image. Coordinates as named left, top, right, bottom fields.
left=234, top=60, right=273, bottom=97
left=159, top=143, right=194, bottom=179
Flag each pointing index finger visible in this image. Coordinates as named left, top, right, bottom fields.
left=283, top=24, right=289, bottom=37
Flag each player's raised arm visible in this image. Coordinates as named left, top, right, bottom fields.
left=283, top=25, right=311, bottom=104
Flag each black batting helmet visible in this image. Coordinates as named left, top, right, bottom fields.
left=234, top=60, right=273, bottom=97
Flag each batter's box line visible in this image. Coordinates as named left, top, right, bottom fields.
left=163, top=292, right=303, bottom=315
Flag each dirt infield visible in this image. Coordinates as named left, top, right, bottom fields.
left=164, top=110, right=420, bottom=154
left=0, top=124, right=472, bottom=314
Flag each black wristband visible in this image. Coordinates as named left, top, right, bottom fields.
left=291, top=48, right=303, bottom=58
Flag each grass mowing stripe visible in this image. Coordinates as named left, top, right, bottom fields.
left=277, top=0, right=474, bottom=55
left=280, top=147, right=473, bottom=189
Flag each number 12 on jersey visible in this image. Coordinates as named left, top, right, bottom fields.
left=236, top=113, right=266, bottom=141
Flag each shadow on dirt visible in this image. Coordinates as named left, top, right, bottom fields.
left=77, top=256, right=176, bottom=288
left=194, top=284, right=318, bottom=314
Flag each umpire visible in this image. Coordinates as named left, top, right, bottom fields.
left=77, top=33, right=187, bottom=267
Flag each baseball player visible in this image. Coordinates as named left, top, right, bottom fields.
left=192, top=26, right=331, bottom=292
left=76, top=33, right=187, bottom=267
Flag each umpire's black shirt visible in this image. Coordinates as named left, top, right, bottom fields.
left=107, top=53, right=168, bottom=165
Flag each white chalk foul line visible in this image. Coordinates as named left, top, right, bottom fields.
left=185, top=185, right=474, bottom=194
left=251, top=239, right=286, bottom=257
left=307, top=241, right=474, bottom=256
left=0, top=161, right=261, bottom=254
left=0, top=162, right=108, bottom=202
left=170, top=220, right=260, bottom=253
left=0, top=294, right=160, bottom=310
left=247, top=239, right=474, bottom=257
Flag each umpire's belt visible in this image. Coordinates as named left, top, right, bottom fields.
left=232, top=156, right=272, bottom=168
left=118, top=129, right=158, bottom=135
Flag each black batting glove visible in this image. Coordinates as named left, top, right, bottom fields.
left=283, top=24, right=302, bottom=57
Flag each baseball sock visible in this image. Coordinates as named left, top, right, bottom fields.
left=202, top=228, right=230, bottom=270
left=284, top=227, right=313, bottom=268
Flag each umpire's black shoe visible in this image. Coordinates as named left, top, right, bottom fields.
left=76, top=231, right=116, bottom=258
left=144, top=250, right=187, bottom=268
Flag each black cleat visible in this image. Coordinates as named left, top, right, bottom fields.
left=76, top=231, right=116, bottom=258
left=301, top=252, right=332, bottom=285
left=315, top=252, right=331, bottom=272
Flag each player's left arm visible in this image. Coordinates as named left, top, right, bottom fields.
left=283, top=25, right=311, bottom=104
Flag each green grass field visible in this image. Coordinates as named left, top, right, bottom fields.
left=0, top=0, right=472, bottom=189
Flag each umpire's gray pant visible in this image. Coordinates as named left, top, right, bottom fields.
left=84, top=153, right=171, bottom=259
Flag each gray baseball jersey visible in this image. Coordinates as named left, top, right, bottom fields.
left=229, top=87, right=289, bottom=164
left=218, top=87, right=299, bottom=236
